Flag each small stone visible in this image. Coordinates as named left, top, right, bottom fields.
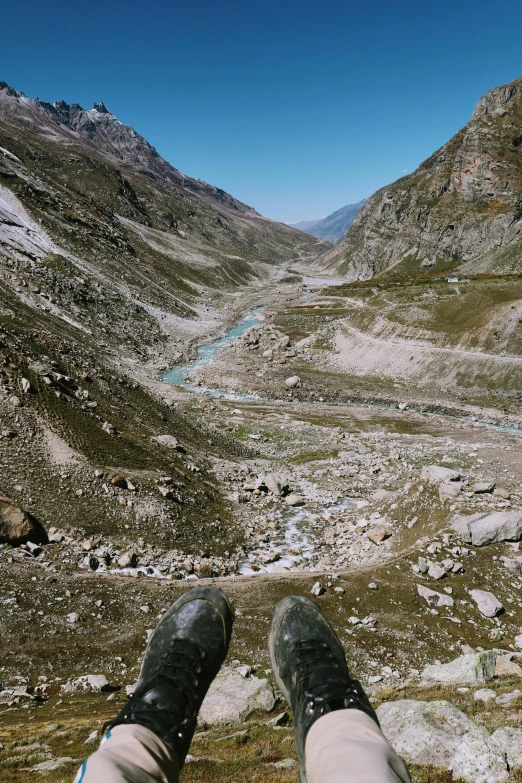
left=417, top=557, right=429, bottom=574
left=473, top=688, right=496, bottom=703
left=21, top=378, right=32, bottom=393
left=66, top=612, right=79, bottom=624
left=285, top=376, right=301, bottom=388
left=268, top=711, right=290, bottom=727
left=311, top=581, right=326, bottom=596
left=84, top=730, right=99, bottom=744
left=368, top=582, right=378, bottom=590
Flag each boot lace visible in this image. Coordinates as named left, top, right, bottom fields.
left=289, top=639, right=364, bottom=717
left=103, top=638, right=205, bottom=743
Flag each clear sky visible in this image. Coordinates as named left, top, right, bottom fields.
left=2, top=0, right=522, bottom=222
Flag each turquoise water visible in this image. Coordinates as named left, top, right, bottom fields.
left=163, top=307, right=265, bottom=399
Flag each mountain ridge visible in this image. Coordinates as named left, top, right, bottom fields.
left=290, top=199, right=366, bottom=243
left=320, top=75, right=522, bottom=279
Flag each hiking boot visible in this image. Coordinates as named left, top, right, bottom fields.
left=269, top=595, right=378, bottom=782
left=104, top=586, right=233, bottom=767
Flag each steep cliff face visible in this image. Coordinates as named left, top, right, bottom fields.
left=322, top=76, right=522, bottom=279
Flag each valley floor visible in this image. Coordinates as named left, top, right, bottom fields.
left=3, top=272, right=522, bottom=781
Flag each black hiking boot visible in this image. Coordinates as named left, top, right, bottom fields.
left=104, top=586, right=233, bottom=768
left=269, top=595, right=378, bottom=782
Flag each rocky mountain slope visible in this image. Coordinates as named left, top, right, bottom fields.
left=321, top=76, right=522, bottom=280
left=291, top=199, right=365, bottom=243
left=297, top=199, right=366, bottom=243
left=0, top=80, right=329, bottom=563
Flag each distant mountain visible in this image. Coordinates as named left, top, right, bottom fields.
left=290, top=218, right=323, bottom=232
left=291, top=201, right=366, bottom=243
left=320, top=75, right=522, bottom=279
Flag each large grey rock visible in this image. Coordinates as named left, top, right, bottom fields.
left=495, top=655, right=522, bottom=677
left=470, top=590, right=503, bottom=618
left=440, top=482, right=461, bottom=501
left=421, top=465, right=461, bottom=484
left=32, top=757, right=77, bottom=773
left=377, top=699, right=475, bottom=767
left=421, top=651, right=497, bottom=685
left=417, top=584, right=454, bottom=608
left=285, top=376, right=301, bottom=388
left=152, top=435, right=179, bottom=449
left=198, top=667, right=275, bottom=725
left=490, top=727, right=522, bottom=770
left=62, top=674, right=116, bottom=693
left=453, top=510, right=522, bottom=546
left=450, top=726, right=509, bottom=783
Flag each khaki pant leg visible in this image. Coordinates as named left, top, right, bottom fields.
left=305, top=709, right=411, bottom=783
left=73, top=724, right=180, bottom=783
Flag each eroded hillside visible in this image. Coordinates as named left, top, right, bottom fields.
left=321, top=76, right=522, bottom=280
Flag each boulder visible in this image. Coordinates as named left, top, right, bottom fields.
left=490, top=727, right=522, bottom=771
left=439, top=482, right=461, bottom=501
left=421, top=465, right=461, bottom=484
left=450, top=726, right=509, bottom=783
left=117, top=551, right=138, bottom=568
left=62, top=675, right=118, bottom=693
left=285, top=494, right=305, bottom=507
left=428, top=563, right=446, bottom=580
left=495, top=655, right=522, bottom=677
left=453, top=510, right=522, bottom=546
left=421, top=651, right=497, bottom=685
left=0, top=493, right=47, bottom=545
left=152, top=435, right=180, bottom=450
left=377, top=699, right=475, bottom=768
left=473, top=689, right=496, bottom=703
left=367, top=526, right=392, bottom=544
left=284, top=376, right=301, bottom=388
left=417, top=584, right=454, bottom=608
left=261, top=474, right=286, bottom=496
left=473, top=482, right=495, bottom=494
left=198, top=667, right=275, bottom=725
left=31, top=758, right=77, bottom=773
left=470, top=590, right=503, bottom=618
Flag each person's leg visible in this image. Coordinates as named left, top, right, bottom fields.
left=73, top=724, right=178, bottom=783
left=269, top=595, right=411, bottom=783
left=73, top=586, right=233, bottom=783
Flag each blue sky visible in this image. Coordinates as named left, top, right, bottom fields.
left=2, top=0, right=522, bottom=222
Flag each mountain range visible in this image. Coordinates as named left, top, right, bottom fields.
left=290, top=199, right=366, bottom=243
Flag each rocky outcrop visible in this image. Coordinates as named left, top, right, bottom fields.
left=198, top=666, right=276, bottom=725
left=0, top=493, right=47, bottom=545
left=453, top=509, right=522, bottom=546
left=421, top=651, right=497, bottom=685
left=321, top=76, right=522, bottom=279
